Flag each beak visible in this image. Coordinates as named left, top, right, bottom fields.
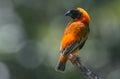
left=65, top=10, right=71, bottom=16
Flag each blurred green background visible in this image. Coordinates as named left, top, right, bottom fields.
left=0, top=0, right=120, bottom=79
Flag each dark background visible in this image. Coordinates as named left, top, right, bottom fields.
left=0, top=0, right=120, bottom=79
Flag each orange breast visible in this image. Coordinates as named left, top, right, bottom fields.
left=61, top=21, right=88, bottom=49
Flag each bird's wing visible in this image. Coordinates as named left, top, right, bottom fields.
left=61, top=37, right=87, bottom=57
left=60, top=22, right=90, bottom=57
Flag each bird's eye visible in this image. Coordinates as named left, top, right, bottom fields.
left=70, top=10, right=82, bottom=19
left=70, top=10, right=79, bottom=15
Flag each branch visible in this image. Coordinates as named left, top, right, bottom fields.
left=69, top=55, right=101, bottom=79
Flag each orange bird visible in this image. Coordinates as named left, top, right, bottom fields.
left=56, top=7, right=90, bottom=71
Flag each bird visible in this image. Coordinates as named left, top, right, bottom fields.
left=56, top=7, right=90, bottom=72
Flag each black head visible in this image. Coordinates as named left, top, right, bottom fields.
left=65, top=9, right=82, bottom=19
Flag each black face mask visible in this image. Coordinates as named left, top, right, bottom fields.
left=65, top=9, right=82, bottom=19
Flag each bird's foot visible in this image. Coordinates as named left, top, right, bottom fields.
left=69, top=54, right=81, bottom=65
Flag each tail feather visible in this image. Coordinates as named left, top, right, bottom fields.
left=56, top=61, right=66, bottom=72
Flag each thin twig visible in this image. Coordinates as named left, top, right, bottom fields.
left=69, top=54, right=101, bottom=79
